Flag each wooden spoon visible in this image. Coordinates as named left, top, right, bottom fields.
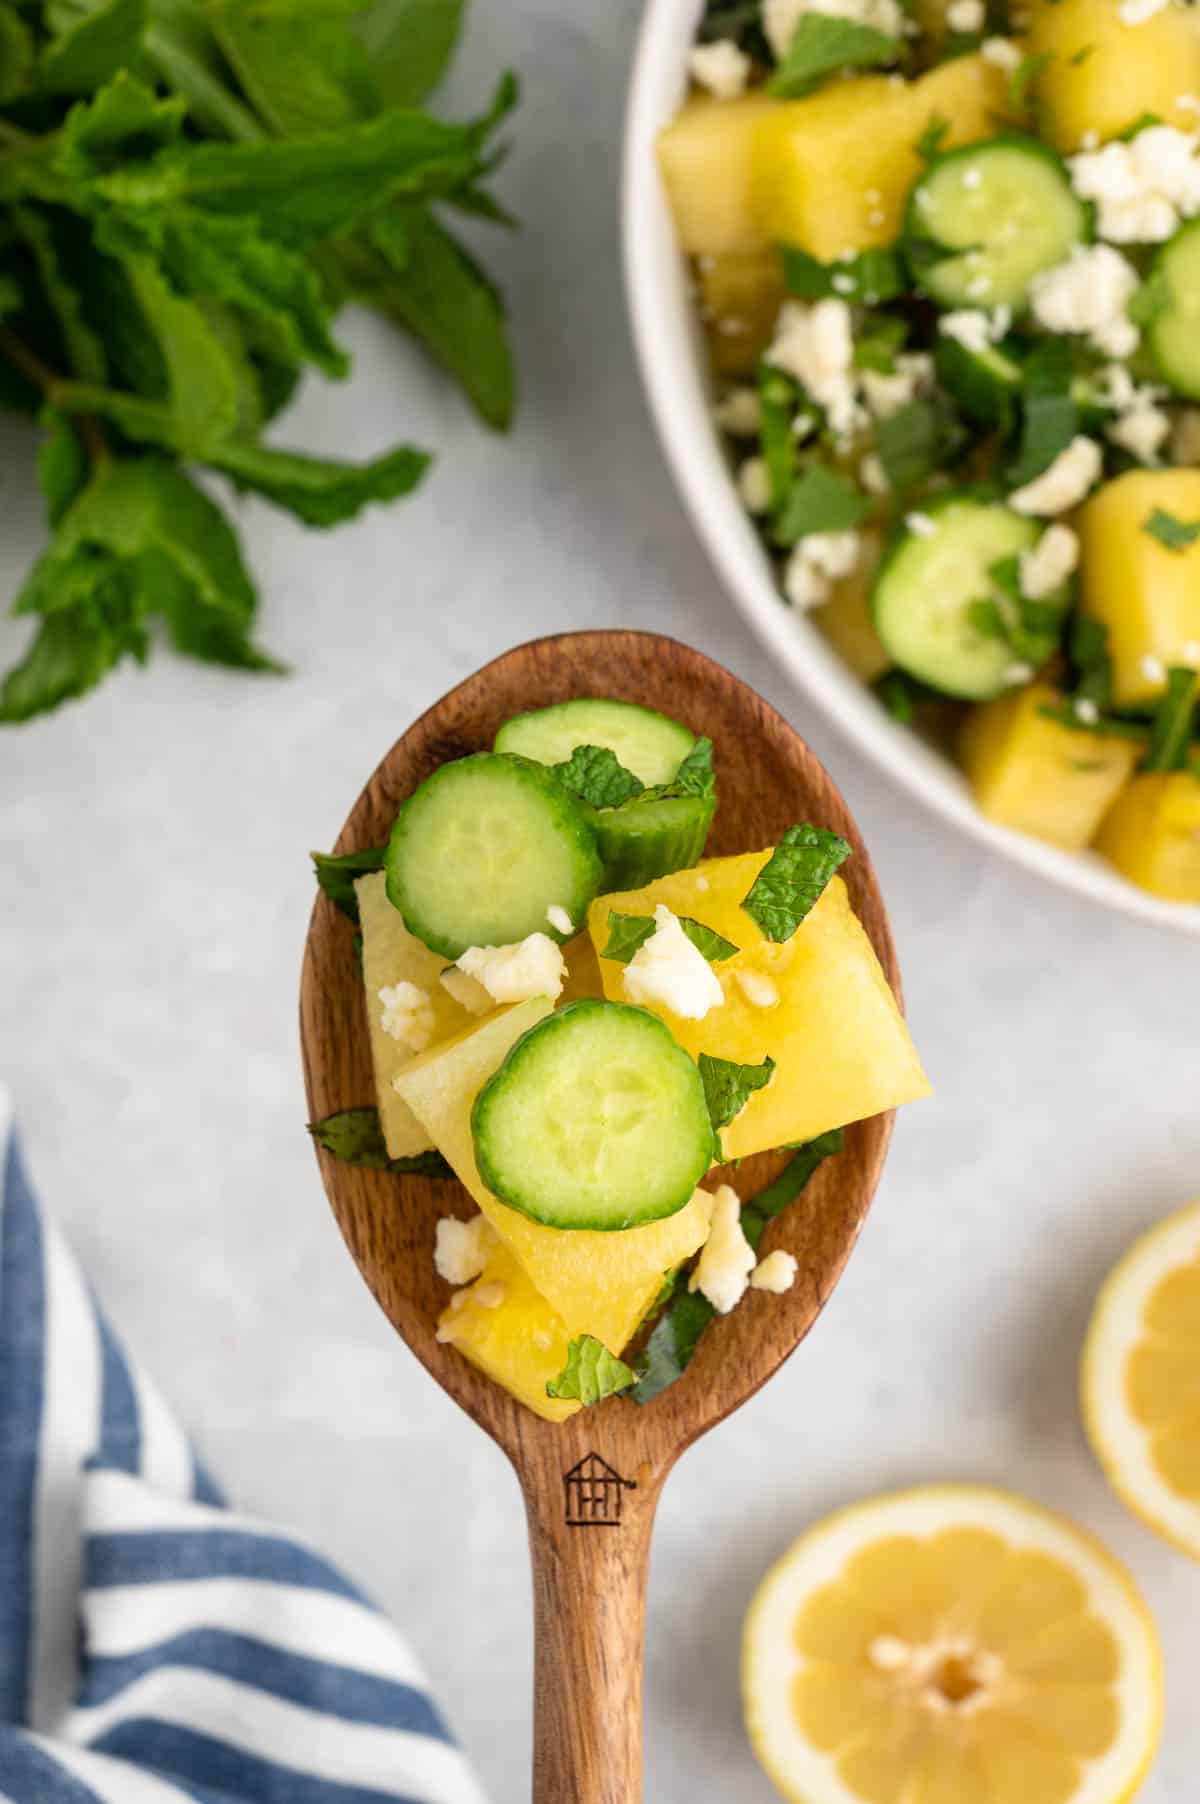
left=300, top=630, right=901, bottom=1804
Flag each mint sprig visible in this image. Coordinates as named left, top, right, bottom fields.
left=768, top=13, right=902, bottom=95
left=553, top=745, right=645, bottom=810
left=742, top=823, right=852, bottom=942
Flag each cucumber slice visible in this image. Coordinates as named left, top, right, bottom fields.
left=471, top=1001, right=713, bottom=1230
left=1145, top=219, right=1200, bottom=399
left=906, top=135, right=1088, bottom=309
left=592, top=791, right=716, bottom=891
left=495, top=699, right=696, bottom=787
left=934, top=335, right=1022, bottom=428
left=386, top=754, right=603, bottom=960
left=871, top=498, right=1042, bottom=701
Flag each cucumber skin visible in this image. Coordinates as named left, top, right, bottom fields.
left=591, top=792, right=716, bottom=890
left=870, top=495, right=1041, bottom=702
left=385, top=752, right=603, bottom=961
left=1147, top=219, right=1200, bottom=400
left=471, top=1000, right=713, bottom=1232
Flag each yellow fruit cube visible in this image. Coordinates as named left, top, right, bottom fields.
left=356, top=872, right=477, bottom=1158
left=1028, top=0, right=1200, bottom=149
left=587, top=854, right=929, bottom=1161
left=750, top=57, right=1008, bottom=260
left=437, top=1242, right=579, bottom=1424
left=657, top=93, right=775, bottom=255
left=1078, top=472, right=1200, bottom=709
left=960, top=685, right=1142, bottom=851
left=699, top=250, right=787, bottom=377
left=395, top=999, right=712, bottom=1351
left=1096, top=772, right=1200, bottom=902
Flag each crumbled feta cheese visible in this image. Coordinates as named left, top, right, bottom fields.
left=546, top=904, right=574, bottom=936
left=738, top=455, right=772, bottom=515
left=378, top=981, right=435, bottom=1051
left=1074, top=697, right=1100, bottom=725
left=1004, top=661, right=1036, bottom=686
left=1141, top=653, right=1167, bottom=685
left=439, top=966, right=492, bottom=1015
left=1108, top=402, right=1171, bottom=462
left=1171, top=408, right=1200, bottom=464
left=981, top=35, right=1022, bottom=69
left=1019, top=523, right=1080, bottom=599
left=751, top=1250, right=799, bottom=1293
left=905, top=511, right=937, bottom=537
left=712, top=387, right=762, bottom=436
left=860, top=353, right=934, bottom=421
left=690, top=1185, right=756, bottom=1315
left=783, top=529, right=861, bottom=610
left=859, top=452, right=890, bottom=495
left=472, top=1282, right=507, bottom=1310
left=938, top=309, right=1008, bottom=356
left=947, top=0, right=985, bottom=28
left=435, top=1214, right=497, bottom=1286
left=1185, top=641, right=1200, bottom=661
left=1119, top=0, right=1170, bottom=23
left=792, top=413, right=817, bottom=442
left=831, top=271, right=856, bottom=295
left=1029, top=244, right=1141, bottom=358
left=767, top=299, right=865, bottom=441
left=735, top=968, right=780, bottom=1009
left=763, top=0, right=905, bottom=55
left=1008, top=436, right=1103, bottom=515
left=1069, top=127, right=1200, bottom=243
left=456, top=933, right=565, bottom=1005
left=688, top=39, right=752, bottom=98
left=622, top=905, right=725, bottom=1020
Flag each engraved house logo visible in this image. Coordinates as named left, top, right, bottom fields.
left=563, top=1453, right=637, bottom=1527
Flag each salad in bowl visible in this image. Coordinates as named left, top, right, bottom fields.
left=633, top=0, right=1200, bottom=915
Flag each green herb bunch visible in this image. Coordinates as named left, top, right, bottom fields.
left=0, top=0, right=517, bottom=723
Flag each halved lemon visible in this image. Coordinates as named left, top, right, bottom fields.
left=743, top=1485, right=1162, bottom=1804
left=1082, top=1199, right=1200, bottom=1560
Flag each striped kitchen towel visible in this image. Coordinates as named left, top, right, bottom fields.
left=0, top=1088, right=488, bottom=1804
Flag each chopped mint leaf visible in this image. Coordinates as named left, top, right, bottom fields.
left=782, top=244, right=905, bottom=305
left=632, top=1132, right=844, bottom=1403
left=775, top=464, right=872, bottom=547
left=546, top=1336, right=636, bottom=1405
left=1006, top=339, right=1077, bottom=489
left=308, top=1109, right=453, bottom=1176
left=967, top=597, right=1008, bottom=639
left=768, top=13, right=902, bottom=95
left=1129, top=270, right=1171, bottom=329
left=602, top=910, right=738, bottom=965
left=914, top=113, right=950, bottom=161
left=873, top=667, right=934, bottom=724
left=1144, top=668, right=1199, bottom=773
left=1117, top=111, right=1162, bottom=141
left=1068, top=42, right=1094, bottom=63
left=742, top=823, right=852, bottom=941
left=1144, top=508, right=1200, bottom=554
left=699, top=1052, right=776, bottom=1150
left=312, top=847, right=386, bottom=921
left=1069, top=614, right=1114, bottom=711
left=875, top=396, right=965, bottom=494
left=553, top=744, right=645, bottom=809
left=757, top=363, right=800, bottom=515
left=741, top=1127, right=844, bottom=1251
left=1035, top=703, right=1150, bottom=743
left=1008, top=50, right=1050, bottom=113
left=854, top=315, right=909, bottom=373
left=656, top=735, right=716, bottom=803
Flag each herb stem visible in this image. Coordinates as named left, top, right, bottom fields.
left=0, top=328, right=110, bottom=463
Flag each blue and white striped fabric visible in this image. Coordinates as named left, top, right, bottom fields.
left=0, top=1089, right=488, bottom=1804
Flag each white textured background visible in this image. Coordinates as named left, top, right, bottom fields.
left=2, top=5, right=1198, bottom=1798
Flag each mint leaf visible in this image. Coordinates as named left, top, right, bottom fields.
left=633, top=1131, right=843, bottom=1403
left=56, top=70, right=186, bottom=179
left=775, top=464, right=871, bottom=546
left=355, top=0, right=468, bottom=107
left=873, top=667, right=934, bottom=723
left=654, top=735, right=715, bottom=803
left=39, top=0, right=145, bottom=98
left=308, top=1107, right=453, bottom=1175
left=1144, top=508, right=1200, bottom=553
left=202, top=439, right=430, bottom=525
left=0, top=4, right=33, bottom=103
left=1128, top=269, right=1170, bottom=329
left=10, top=204, right=107, bottom=383
left=121, top=256, right=242, bottom=453
left=782, top=244, right=905, bottom=305
left=1068, top=614, right=1114, bottom=711
left=875, top=396, right=964, bottom=493
left=1007, top=339, right=1077, bottom=488
left=699, top=1052, right=776, bottom=1146
left=914, top=113, right=950, bottom=161
left=602, top=910, right=739, bottom=965
left=740, top=1128, right=845, bottom=1251
left=854, top=315, right=908, bottom=373
left=37, top=408, right=88, bottom=525
left=1144, top=667, right=1198, bottom=773
left=0, top=584, right=137, bottom=723
left=742, top=824, right=852, bottom=941
left=206, top=0, right=376, bottom=137
left=546, top=1335, right=636, bottom=1405
left=757, top=363, right=799, bottom=514
left=553, top=744, right=645, bottom=809
left=1009, top=50, right=1051, bottom=114
left=312, top=846, right=387, bottom=921
left=768, top=13, right=901, bottom=95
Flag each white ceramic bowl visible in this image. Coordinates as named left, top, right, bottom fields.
left=622, top=0, right=1200, bottom=935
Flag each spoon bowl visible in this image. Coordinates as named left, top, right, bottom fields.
left=301, top=630, right=901, bottom=1804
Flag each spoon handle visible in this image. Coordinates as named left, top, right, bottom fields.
left=526, top=1460, right=664, bottom=1804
